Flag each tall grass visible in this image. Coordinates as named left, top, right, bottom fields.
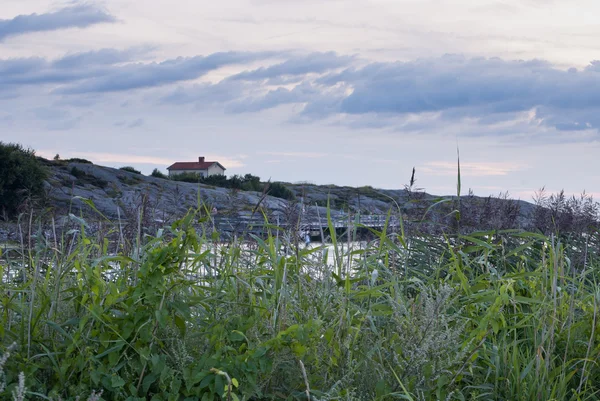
left=1, top=204, right=599, bottom=400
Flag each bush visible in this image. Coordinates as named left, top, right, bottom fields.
left=0, top=142, right=48, bottom=219
left=171, top=172, right=203, bottom=183
left=170, top=172, right=294, bottom=200
left=266, top=181, right=295, bottom=200
left=199, top=174, right=229, bottom=187
left=150, top=168, right=168, bottom=179
left=67, top=158, right=93, bottom=164
left=119, top=166, right=141, bottom=174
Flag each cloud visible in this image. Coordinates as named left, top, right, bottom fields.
left=162, top=80, right=251, bottom=105
left=57, top=51, right=273, bottom=94
left=6, top=46, right=600, bottom=138
left=421, top=161, right=527, bottom=177
left=0, top=48, right=152, bottom=89
left=336, top=56, right=600, bottom=131
left=168, top=54, right=600, bottom=135
left=127, top=118, right=145, bottom=128
left=229, top=51, right=354, bottom=81
left=114, top=118, right=145, bottom=128
left=53, top=47, right=154, bottom=69
left=160, top=53, right=600, bottom=134
left=228, top=82, right=325, bottom=113
left=0, top=5, right=116, bottom=41
left=259, top=151, right=328, bottom=158
left=0, top=50, right=272, bottom=96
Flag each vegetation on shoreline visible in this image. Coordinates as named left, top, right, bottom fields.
left=1, top=198, right=600, bottom=400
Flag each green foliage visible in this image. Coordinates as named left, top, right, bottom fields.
left=67, top=158, right=93, bottom=164
left=119, top=166, right=141, bottom=174
left=1, top=203, right=600, bottom=400
left=230, top=174, right=262, bottom=192
left=171, top=172, right=294, bottom=200
left=265, top=181, right=295, bottom=200
left=198, top=173, right=263, bottom=192
left=150, top=168, right=168, bottom=179
left=199, top=174, right=229, bottom=187
left=0, top=142, right=48, bottom=219
left=171, top=172, right=203, bottom=183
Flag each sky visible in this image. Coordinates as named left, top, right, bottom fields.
left=1, top=0, right=599, bottom=199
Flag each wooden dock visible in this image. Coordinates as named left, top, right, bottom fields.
left=211, top=213, right=401, bottom=236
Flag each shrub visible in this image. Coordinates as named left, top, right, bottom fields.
left=171, top=172, right=203, bottom=183
left=67, top=158, right=93, bottom=164
left=266, top=181, right=295, bottom=201
left=119, top=166, right=141, bottom=174
left=150, top=168, right=168, bottom=179
left=199, top=174, right=229, bottom=187
left=240, top=174, right=262, bottom=191
left=0, top=142, right=48, bottom=219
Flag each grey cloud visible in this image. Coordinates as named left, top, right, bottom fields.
left=329, top=56, right=600, bottom=132
left=230, top=52, right=354, bottom=81
left=163, top=80, right=251, bottom=105
left=0, top=50, right=269, bottom=95
left=6, top=45, right=600, bottom=137
left=33, top=107, right=70, bottom=121
left=0, top=48, right=139, bottom=88
left=0, top=5, right=116, bottom=41
left=226, top=54, right=600, bottom=133
left=114, top=118, right=144, bottom=128
left=228, top=82, right=322, bottom=112
left=57, top=51, right=273, bottom=94
left=53, top=47, right=154, bottom=69
left=127, top=118, right=145, bottom=128
left=46, top=116, right=82, bottom=131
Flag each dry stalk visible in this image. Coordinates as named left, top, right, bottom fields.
left=210, top=368, right=233, bottom=401
left=299, top=359, right=311, bottom=400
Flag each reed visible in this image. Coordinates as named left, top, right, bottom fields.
left=0, top=200, right=599, bottom=400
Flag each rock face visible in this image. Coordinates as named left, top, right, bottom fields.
left=45, top=162, right=292, bottom=221
left=33, top=160, right=536, bottom=230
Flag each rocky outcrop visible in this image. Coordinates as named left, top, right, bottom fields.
left=0, top=159, right=539, bottom=243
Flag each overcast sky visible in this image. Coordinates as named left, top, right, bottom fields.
left=1, top=0, right=599, bottom=198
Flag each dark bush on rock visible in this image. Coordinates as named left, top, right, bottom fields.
left=0, top=142, right=48, bottom=219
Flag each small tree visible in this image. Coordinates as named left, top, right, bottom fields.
left=0, top=142, right=48, bottom=219
left=150, top=168, right=168, bottom=179
left=266, top=182, right=296, bottom=201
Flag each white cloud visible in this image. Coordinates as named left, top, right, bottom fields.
left=420, top=161, right=527, bottom=177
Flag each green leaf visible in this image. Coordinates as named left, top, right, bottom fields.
left=111, top=375, right=126, bottom=388
left=143, top=373, right=159, bottom=393
left=95, top=341, right=126, bottom=359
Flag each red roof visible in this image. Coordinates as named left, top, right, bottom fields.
left=167, top=161, right=226, bottom=171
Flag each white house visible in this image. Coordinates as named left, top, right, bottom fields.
left=167, top=157, right=226, bottom=178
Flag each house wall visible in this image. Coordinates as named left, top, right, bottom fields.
left=168, top=169, right=209, bottom=177
left=207, top=164, right=225, bottom=176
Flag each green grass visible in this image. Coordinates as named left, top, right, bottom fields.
left=1, top=204, right=599, bottom=401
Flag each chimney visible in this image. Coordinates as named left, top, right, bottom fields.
left=198, top=156, right=205, bottom=163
